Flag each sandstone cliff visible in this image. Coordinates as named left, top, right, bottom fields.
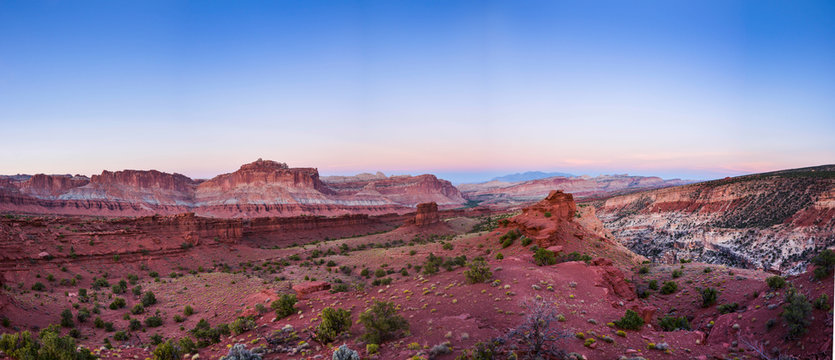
left=459, top=174, right=691, bottom=208
left=0, top=159, right=467, bottom=218
left=594, top=165, right=835, bottom=273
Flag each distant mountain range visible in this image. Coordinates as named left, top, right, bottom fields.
left=490, top=171, right=574, bottom=182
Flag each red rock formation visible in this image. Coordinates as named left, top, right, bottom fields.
left=0, top=159, right=467, bottom=218
left=591, top=257, right=635, bottom=301
left=413, top=202, right=440, bottom=226
left=292, top=281, right=330, bottom=298
left=501, top=190, right=646, bottom=266
left=523, top=190, right=577, bottom=221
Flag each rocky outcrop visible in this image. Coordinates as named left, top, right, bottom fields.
left=292, top=281, right=331, bottom=298
left=0, top=159, right=467, bottom=218
left=595, top=165, right=835, bottom=273
left=459, top=174, right=691, bottom=208
left=412, top=202, right=440, bottom=227
left=506, top=190, right=583, bottom=247
left=503, top=190, right=646, bottom=266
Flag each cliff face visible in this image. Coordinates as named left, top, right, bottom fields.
left=323, top=173, right=465, bottom=206
left=459, top=174, right=691, bottom=208
left=0, top=160, right=467, bottom=218
left=594, top=165, right=835, bottom=273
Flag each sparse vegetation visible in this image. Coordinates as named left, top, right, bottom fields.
left=813, top=293, right=831, bottom=310
left=658, top=315, right=690, bottom=331
left=503, top=297, right=567, bottom=359
left=359, top=301, right=409, bottom=345
left=230, top=316, right=255, bottom=335
left=315, top=307, right=352, bottom=343
left=464, top=258, right=492, bottom=283
left=614, top=310, right=644, bottom=330
left=533, top=248, right=557, bottom=266
left=766, top=275, right=786, bottom=290
left=499, top=230, right=520, bottom=248
left=717, top=302, right=739, bottom=314
left=659, top=281, right=678, bottom=295
left=812, top=249, right=835, bottom=280
left=781, top=287, right=812, bottom=339
left=700, top=287, right=718, bottom=307
left=151, top=340, right=181, bottom=360
left=0, top=325, right=96, bottom=360
left=271, top=294, right=297, bottom=319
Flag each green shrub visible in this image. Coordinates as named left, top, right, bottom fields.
left=131, top=304, right=145, bottom=315
left=113, top=331, right=129, bottom=341
left=315, top=307, right=352, bottom=343
left=255, top=303, right=268, bottom=314
left=178, top=337, right=197, bottom=355
left=671, top=270, right=682, bottom=278
left=543, top=211, right=551, bottom=218
left=718, top=303, right=739, bottom=314
left=271, top=294, right=297, bottom=319
left=0, top=326, right=95, bottom=360
left=766, top=276, right=786, bottom=290
left=813, top=293, right=831, bottom=310
left=152, top=340, right=181, bottom=360
left=499, top=230, right=520, bottom=248
left=31, top=282, right=45, bottom=291
left=183, top=305, right=194, bottom=316
left=374, top=269, right=386, bottom=278
left=703, top=267, right=712, bottom=273
left=638, top=266, right=649, bottom=274
left=520, top=237, right=532, bottom=246
left=495, top=253, right=504, bottom=260
left=533, top=248, right=557, bottom=266
left=141, top=291, right=157, bottom=307
left=60, top=309, right=74, bottom=327
left=464, top=258, right=492, bottom=284
left=659, top=281, right=678, bottom=295
left=366, top=343, right=379, bottom=355
left=700, top=287, right=718, bottom=307
left=781, top=287, right=812, bottom=339
left=442, top=243, right=454, bottom=250
left=109, top=298, right=126, bottom=310
left=359, top=301, right=409, bottom=345
left=812, top=249, right=835, bottom=280
left=145, top=315, right=163, bottom=328
left=613, top=310, right=644, bottom=330
left=230, top=317, right=255, bottom=335
left=129, top=319, right=142, bottom=331
left=190, top=319, right=224, bottom=347
left=648, top=280, right=658, bottom=290
left=658, top=315, right=690, bottom=331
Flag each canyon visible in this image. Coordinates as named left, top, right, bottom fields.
left=594, top=165, right=835, bottom=273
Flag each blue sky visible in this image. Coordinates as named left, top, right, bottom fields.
left=1, top=0, right=833, bottom=183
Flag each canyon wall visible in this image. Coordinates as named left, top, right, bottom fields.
left=594, top=165, right=835, bottom=273
left=460, top=174, right=691, bottom=209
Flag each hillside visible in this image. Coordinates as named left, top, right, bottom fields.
left=1, top=192, right=830, bottom=360
left=594, top=165, right=835, bottom=273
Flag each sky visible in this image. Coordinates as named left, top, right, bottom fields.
left=1, top=0, right=833, bottom=184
